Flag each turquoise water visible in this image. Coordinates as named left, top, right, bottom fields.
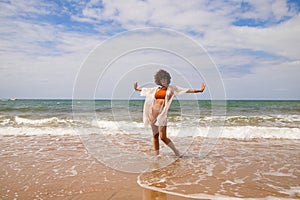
left=0, top=99, right=299, bottom=138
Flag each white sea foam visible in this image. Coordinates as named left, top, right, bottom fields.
left=279, top=186, right=300, bottom=197
left=0, top=118, right=10, bottom=126
left=167, top=126, right=300, bottom=139
left=1, top=122, right=299, bottom=140
left=200, top=115, right=300, bottom=128
left=15, top=116, right=72, bottom=126
left=91, top=119, right=119, bottom=130
left=138, top=180, right=291, bottom=200
left=207, top=126, right=300, bottom=140
left=0, top=127, right=77, bottom=136
left=1, top=116, right=300, bottom=139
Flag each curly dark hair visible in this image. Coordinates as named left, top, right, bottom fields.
left=154, top=69, right=171, bottom=86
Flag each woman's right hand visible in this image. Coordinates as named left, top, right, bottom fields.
left=134, top=82, right=141, bottom=91
left=134, top=82, right=138, bottom=90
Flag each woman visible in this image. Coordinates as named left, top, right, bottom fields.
left=134, top=69, right=205, bottom=157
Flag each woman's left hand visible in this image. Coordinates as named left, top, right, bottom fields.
left=200, top=82, right=205, bottom=92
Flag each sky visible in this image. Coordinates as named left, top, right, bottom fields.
left=0, top=0, right=300, bottom=100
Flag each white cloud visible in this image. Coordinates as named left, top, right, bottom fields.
left=224, top=60, right=300, bottom=99
left=0, top=0, right=57, bottom=18
left=0, top=5, right=105, bottom=98
left=235, top=0, right=296, bottom=22
left=227, top=14, right=300, bottom=59
left=77, top=0, right=234, bottom=31
left=0, top=0, right=299, bottom=99
left=72, top=0, right=299, bottom=61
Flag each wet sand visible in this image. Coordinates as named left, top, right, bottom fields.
left=1, top=134, right=300, bottom=200
left=0, top=134, right=142, bottom=200
left=139, top=138, right=300, bottom=199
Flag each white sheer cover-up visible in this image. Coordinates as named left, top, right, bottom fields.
left=140, top=85, right=189, bottom=127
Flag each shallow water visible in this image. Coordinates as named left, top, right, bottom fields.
left=0, top=134, right=140, bottom=199
left=138, top=138, right=300, bottom=199
left=1, top=133, right=300, bottom=199
left=73, top=131, right=300, bottom=199
left=1, top=99, right=300, bottom=199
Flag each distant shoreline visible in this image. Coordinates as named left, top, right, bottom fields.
left=1, top=98, right=300, bottom=101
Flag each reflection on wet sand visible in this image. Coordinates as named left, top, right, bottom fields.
left=0, top=135, right=142, bottom=200
left=1, top=134, right=299, bottom=200
left=139, top=138, right=300, bottom=199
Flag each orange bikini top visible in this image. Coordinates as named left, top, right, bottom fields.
left=155, top=88, right=167, bottom=99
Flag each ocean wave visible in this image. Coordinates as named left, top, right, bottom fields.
left=0, top=119, right=299, bottom=140
left=1, top=113, right=300, bottom=139
left=92, top=119, right=145, bottom=130
left=15, top=116, right=74, bottom=127
left=0, top=115, right=76, bottom=127
left=0, top=127, right=77, bottom=136
left=197, top=115, right=300, bottom=128
left=193, top=126, right=300, bottom=140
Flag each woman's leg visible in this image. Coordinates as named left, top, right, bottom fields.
left=153, top=133, right=159, bottom=155
left=159, top=126, right=171, bottom=144
left=159, top=126, right=180, bottom=156
left=151, top=124, right=159, bottom=155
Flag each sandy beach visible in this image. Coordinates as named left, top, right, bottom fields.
left=1, top=99, right=300, bottom=199
left=1, top=134, right=300, bottom=200
left=139, top=138, right=300, bottom=199
left=0, top=134, right=144, bottom=200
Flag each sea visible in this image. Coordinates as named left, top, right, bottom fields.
left=1, top=99, right=299, bottom=138
left=1, top=99, right=300, bottom=199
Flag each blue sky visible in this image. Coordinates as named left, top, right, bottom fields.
left=0, top=0, right=299, bottom=99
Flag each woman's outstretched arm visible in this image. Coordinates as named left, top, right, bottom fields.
left=134, top=82, right=142, bottom=92
left=186, top=83, right=205, bottom=93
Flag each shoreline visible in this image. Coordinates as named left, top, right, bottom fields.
left=1, top=134, right=300, bottom=200
left=0, top=134, right=142, bottom=200
left=138, top=137, right=300, bottom=199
